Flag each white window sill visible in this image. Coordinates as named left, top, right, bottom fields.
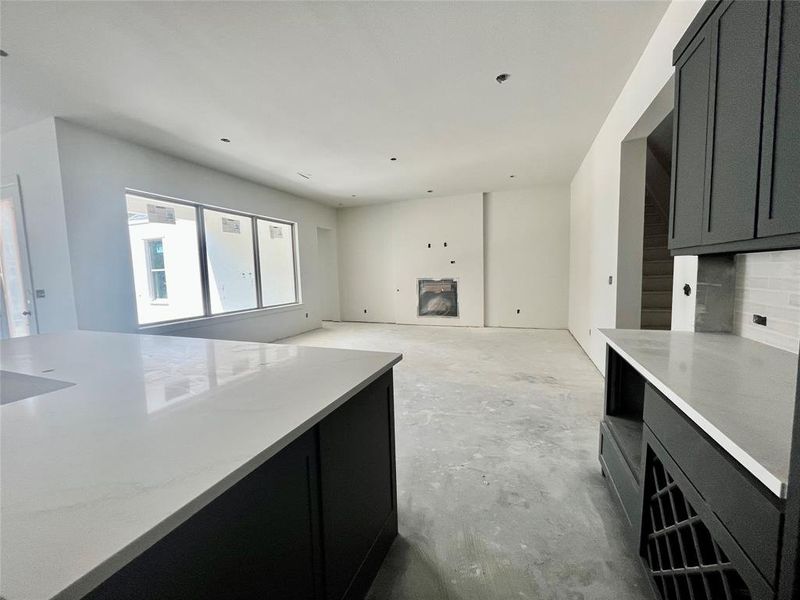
left=139, top=302, right=306, bottom=335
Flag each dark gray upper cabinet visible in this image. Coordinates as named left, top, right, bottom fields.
left=702, top=0, right=768, bottom=245
left=669, top=31, right=710, bottom=250
left=670, top=0, right=800, bottom=255
left=758, top=0, right=800, bottom=238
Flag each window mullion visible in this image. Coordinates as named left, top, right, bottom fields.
left=253, top=218, right=263, bottom=309
left=196, top=206, right=212, bottom=317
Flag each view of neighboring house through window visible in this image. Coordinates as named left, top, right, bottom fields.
left=125, top=192, right=299, bottom=326
left=203, top=209, right=257, bottom=314
left=126, top=195, right=204, bottom=324
left=146, top=239, right=167, bottom=300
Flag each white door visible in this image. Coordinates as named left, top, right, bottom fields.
left=0, top=177, right=38, bottom=338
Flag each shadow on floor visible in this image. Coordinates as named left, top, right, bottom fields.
left=367, top=535, right=463, bottom=600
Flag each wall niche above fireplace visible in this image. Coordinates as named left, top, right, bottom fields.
left=417, top=279, right=458, bottom=318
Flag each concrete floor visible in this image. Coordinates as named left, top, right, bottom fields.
left=281, top=322, right=650, bottom=600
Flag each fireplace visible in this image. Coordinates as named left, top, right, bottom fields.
left=417, top=278, right=458, bottom=317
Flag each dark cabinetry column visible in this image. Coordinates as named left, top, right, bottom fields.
left=702, top=0, right=769, bottom=245
left=758, top=0, right=800, bottom=239
left=669, top=31, right=710, bottom=250
left=319, top=371, right=397, bottom=600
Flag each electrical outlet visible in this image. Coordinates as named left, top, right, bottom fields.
left=516, top=309, right=521, bottom=314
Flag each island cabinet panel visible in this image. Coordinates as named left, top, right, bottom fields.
left=83, top=429, right=324, bottom=600
left=81, top=370, right=397, bottom=600
left=669, top=30, right=711, bottom=251
left=701, top=0, right=768, bottom=246
left=758, top=0, right=800, bottom=239
left=643, top=384, right=782, bottom=585
left=319, top=370, right=397, bottom=600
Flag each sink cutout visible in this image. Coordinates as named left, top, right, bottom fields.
left=1, top=370, right=75, bottom=405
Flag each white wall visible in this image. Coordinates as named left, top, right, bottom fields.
left=338, top=188, right=570, bottom=329
left=484, top=187, right=570, bottom=328
left=0, top=119, right=79, bottom=333
left=337, top=202, right=395, bottom=323
left=392, top=193, right=484, bottom=327
left=568, top=0, right=703, bottom=371
left=614, top=138, right=646, bottom=329
left=337, top=193, right=484, bottom=327
left=52, top=119, right=337, bottom=343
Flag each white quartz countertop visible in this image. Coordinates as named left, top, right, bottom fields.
left=0, top=331, right=402, bottom=600
left=600, top=329, right=798, bottom=498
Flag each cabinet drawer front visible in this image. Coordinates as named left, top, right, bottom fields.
left=600, top=421, right=642, bottom=536
left=643, top=384, right=781, bottom=583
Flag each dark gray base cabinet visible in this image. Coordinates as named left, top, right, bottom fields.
left=599, top=348, right=784, bottom=600
left=83, top=370, right=397, bottom=600
left=669, top=0, right=800, bottom=255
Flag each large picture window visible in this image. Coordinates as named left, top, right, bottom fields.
left=127, top=195, right=204, bottom=324
left=203, top=209, right=257, bottom=314
left=126, top=192, right=300, bottom=326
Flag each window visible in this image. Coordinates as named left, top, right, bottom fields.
left=125, top=192, right=300, bottom=326
left=126, top=195, right=204, bottom=324
left=257, top=219, right=297, bottom=306
left=145, top=239, right=167, bottom=300
left=203, top=209, right=257, bottom=314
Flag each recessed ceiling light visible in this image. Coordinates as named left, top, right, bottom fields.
left=390, top=157, right=397, bottom=161
left=496, top=73, right=511, bottom=84
left=220, top=138, right=230, bottom=143
left=0, top=50, right=8, bottom=58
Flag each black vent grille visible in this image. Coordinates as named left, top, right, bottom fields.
left=643, top=456, right=752, bottom=600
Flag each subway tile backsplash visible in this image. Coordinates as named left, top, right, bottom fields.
left=733, top=249, right=800, bottom=354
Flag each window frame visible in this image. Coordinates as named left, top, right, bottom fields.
left=126, top=189, right=301, bottom=328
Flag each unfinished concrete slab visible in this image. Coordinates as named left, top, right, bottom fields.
left=280, top=322, right=650, bottom=600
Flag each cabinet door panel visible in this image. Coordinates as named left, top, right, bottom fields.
left=84, top=430, right=322, bottom=600
left=759, top=0, right=800, bottom=238
left=702, top=0, right=769, bottom=245
left=670, top=34, right=710, bottom=250
left=319, top=372, right=396, bottom=600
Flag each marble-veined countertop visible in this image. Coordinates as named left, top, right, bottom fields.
left=600, top=328, right=798, bottom=498
left=0, top=330, right=401, bottom=600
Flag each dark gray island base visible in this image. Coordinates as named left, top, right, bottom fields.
left=85, top=370, right=397, bottom=600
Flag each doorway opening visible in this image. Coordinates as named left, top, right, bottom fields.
left=641, top=112, right=673, bottom=330
left=316, top=227, right=340, bottom=322
left=616, top=76, right=675, bottom=330
left=0, top=177, right=37, bottom=338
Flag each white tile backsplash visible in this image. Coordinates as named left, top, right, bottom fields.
left=734, top=249, right=800, bottom=354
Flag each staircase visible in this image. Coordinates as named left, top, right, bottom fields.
left=640, top=186, right=673, bottom=330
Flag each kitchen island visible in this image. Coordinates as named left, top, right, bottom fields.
left=0, top=330, right=402, bottom=600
